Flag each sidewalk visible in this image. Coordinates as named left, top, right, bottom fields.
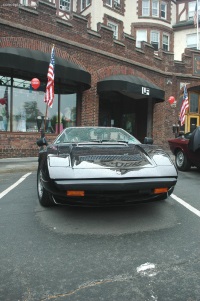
left=0, top=157, right=38, bottom=173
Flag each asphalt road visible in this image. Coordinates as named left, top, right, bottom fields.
left=0, top=167, right=200, bottom=301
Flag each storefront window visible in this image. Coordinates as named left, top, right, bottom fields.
left=60, top=94, right=77, bottom=129
left=12, top=78, right=58, bottom=133
left=1, top=76, right=77, bottom=133
left=189, top=92, right=199, bottom=113
left=0, top=76, right=11, bottom=132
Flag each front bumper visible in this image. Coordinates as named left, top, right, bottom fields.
left=42, top=176, right=177, bottom=206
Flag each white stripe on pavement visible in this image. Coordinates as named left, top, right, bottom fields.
left=171, top=193, right=200, bottom=217
left=0, top=173, right=32, bottom=199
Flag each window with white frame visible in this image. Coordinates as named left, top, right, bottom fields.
left=187, top=34, right=198, bottom=49
left=151, top=31, right=159, bottom=50
left=136, top=30, right=147, bottom=48
left=114, top=0, right=121, bottom=8
left=152, top=0, right=159, bottom=17
left=20, top=0, right=37, bottom=8
left=60, top=0, right=71, bottom=11
left=81, top=0, right=91, bottom=11
left=188, top=1, right=200, bottom=20
left=20, top=0, right=28, bottom=6
left=106, top=0, right=112, bottom=6
left=188, top=1, right=196, bottom=19
left=107, top=22, right=118, bottom=39
left=162, top=34, right=169, bottom=51
left=161, top=1, right=167, bottom=19
left=142, top=0, right=150, bottom=16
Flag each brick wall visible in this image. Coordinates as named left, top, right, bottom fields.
left=0, top=0, right=200, bottom=156
left=0, top=133, right=56, bottom=159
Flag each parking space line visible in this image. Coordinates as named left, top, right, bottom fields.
left=0, top=173, right=32, bottom=199
left=171, top=193, right=200, bottom=217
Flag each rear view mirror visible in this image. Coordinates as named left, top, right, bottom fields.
left=144, top=137, right=153, bottom=144
left=36, top=137, right=48, bottom=147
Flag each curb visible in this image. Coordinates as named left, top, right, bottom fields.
left=0, top=157, right=38, bottom=174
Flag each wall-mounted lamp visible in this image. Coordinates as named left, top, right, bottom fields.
left=172, top=124, right=180, bottom=137
left=166, top=79, right=172, bottom=85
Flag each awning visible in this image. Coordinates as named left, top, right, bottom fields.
left=0, top=47, right=91, bottom=93
left=97, top=75, right=165, bottom=102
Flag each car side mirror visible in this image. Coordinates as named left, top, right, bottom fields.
left=36, top=137, right=48, bottom=147
left=144, top=137, right=153, bottom=144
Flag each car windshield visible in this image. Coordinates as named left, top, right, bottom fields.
left=54, top=127, right=141, bottom=144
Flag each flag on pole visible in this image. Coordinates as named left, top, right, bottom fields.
left=44, top=45, right=55, bottom=108
left=194, top=1, right=197, bottom=27
left=180, top=85, right=189, bottom=126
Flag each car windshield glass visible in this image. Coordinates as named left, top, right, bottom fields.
left=54, top=127, right=141, bottom=144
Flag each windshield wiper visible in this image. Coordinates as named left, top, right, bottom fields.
left=101, top=140, right=129, bottom=144
left=116, top=140, right=129, bottom=144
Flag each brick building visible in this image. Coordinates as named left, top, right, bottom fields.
left=0, top=0, right=200, bottom=158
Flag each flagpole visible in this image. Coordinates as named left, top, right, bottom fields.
left=197, top=0, right=199, bottom=50
left=43, top=102, right=49, bottom=134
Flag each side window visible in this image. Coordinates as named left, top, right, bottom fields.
left=114, top=0, right=121, bottom=9
left=59, top=0, right=71, bottom=11
left=142, top=0, right=150, bottom=16
left=107, top=21, right=118, bottom=39
left=161, top=1, right=167, bottom=19
left=186, top=34, right=197, bottom=49
left=106, top=0, right=112, bottom=6
left=188, top=1, right=197, bottom=20
left=81, top=0, right=91, bottom=11
left=189, top=93, right=199, bottom=113
left=136, top=30, right=147, bottom=48
left=152, top=0, right=159, bottom=17
left=151, top=31, right=159, bottom=50
left=162, top=34, right=169, bottom=51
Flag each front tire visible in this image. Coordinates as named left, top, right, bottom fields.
left=37, top=167, right=55, bottom=207
left=175, top=150, right=191, bottom=171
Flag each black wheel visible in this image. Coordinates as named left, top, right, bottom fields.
left=175, top=150, right=191, bottom=171
left=37, top=167, right=55, bottom=207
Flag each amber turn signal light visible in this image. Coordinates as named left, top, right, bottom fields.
left=66, top=190, right=85, bottom=197
left=153, top=188, right=168, bottom=194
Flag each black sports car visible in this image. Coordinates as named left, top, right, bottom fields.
left=36, top=127, right=178, bottom=207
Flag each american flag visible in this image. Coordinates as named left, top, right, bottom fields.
left=44, top=45, right=55, bottom=107
left=194, top=1, right=198, bottom=27
left=180, top=85, right=189, bottom=126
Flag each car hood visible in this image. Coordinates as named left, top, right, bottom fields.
left=47, top=143, right=174, bottom=169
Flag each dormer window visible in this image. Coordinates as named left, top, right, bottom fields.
left=60, top=0, right=71, bottom=11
